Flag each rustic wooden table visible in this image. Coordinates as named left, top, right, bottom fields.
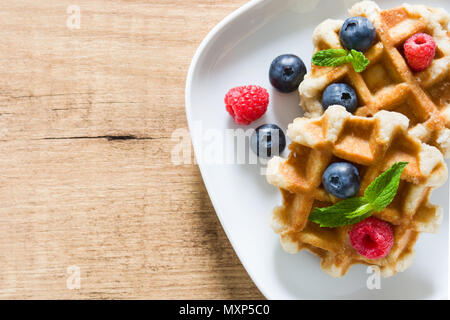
left=0, top=0, right=263, bottom=299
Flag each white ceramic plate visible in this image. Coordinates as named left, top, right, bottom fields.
left=185, top=0, right=449, bottom=299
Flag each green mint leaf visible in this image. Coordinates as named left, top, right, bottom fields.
left=312, top=48, right=370, bottom=72
left=308, top=197, right=373, bottom=228
left=348, top=49, right=370, bottom=72
left=309, top=162, right=408, bottom=228
left=312, top=49, right=349, bottom=67
left=364, top=162, right=408, bottom=212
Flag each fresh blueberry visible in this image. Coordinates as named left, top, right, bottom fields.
left=250, top=124, right=286, bottom=158
left=322, top=83, right=358, bottom=113
left=322, top=162, right=361, bottom=199
left=269, top=54, right=307, bottom=93
left=339, top=16, right=376, bottom=52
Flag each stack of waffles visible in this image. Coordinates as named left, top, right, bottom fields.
left=267, top=1, right=449, bottom=277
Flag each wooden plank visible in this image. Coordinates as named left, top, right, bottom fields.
left=0, top=0, right=263, bottom=299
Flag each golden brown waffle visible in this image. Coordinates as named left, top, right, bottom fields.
left=266, top=105, right=447, bottom=277
left=299, top=1, right=450, bottom=157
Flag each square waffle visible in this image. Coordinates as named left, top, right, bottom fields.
left=299, top=1, right=450, bottom=157
left=266, top=105, right=447, bottom=277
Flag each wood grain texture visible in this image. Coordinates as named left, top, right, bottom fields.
left=0, top=0, right=263, bottom=299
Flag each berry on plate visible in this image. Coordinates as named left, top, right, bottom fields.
left=269, top=54, right=307, bottom=93
left=322, top=162, right=360, bottom=199
left=225, top=85, right=269, bottom=125
left=339, top=16, right=376, bottom=53
left=321, top=83, right=358, bottom=113
left=403, top=33, right=436, bottom=72
left=250, top=124, right=286, bottom=158
left=349, top=217, right=394, bottom=259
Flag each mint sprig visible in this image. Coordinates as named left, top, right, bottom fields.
left=309, top=162, right=408, bottom=228
left=312, top=48, right=370, bottom=72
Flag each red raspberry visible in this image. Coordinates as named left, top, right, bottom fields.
left=348, top=217, right=394, bottom=259
left=403, top=33, right=436, bottom=72
left=225, top=85, right=269, bottom=125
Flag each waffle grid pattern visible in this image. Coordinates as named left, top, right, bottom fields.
left=299, top=1, right=450, bottom=157
left=267, top=105, right=447, bottom=277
